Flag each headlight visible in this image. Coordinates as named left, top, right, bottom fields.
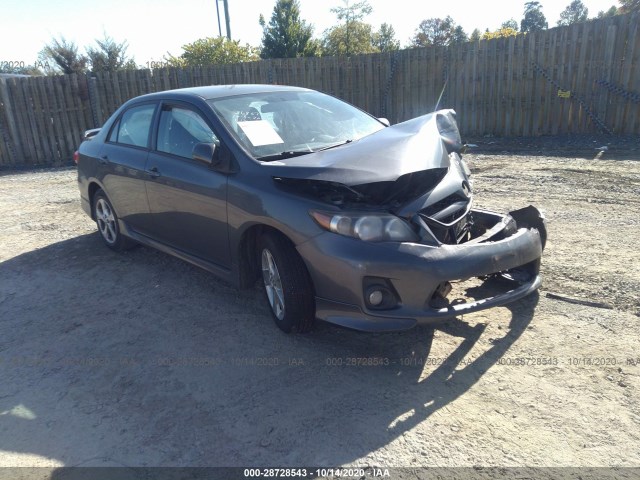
left=310, top=211, right=419, bottom=242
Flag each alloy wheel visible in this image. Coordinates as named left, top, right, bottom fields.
left=261, top=248, right=285, bottom=320
left=95, top=198, right=117, bottom=245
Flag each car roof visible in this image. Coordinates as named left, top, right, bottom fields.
left=133, top=84, right=312, bottom=102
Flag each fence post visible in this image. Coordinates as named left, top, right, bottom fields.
left=0, top=78, right=25, bottom=163
left=268, top=60, right=274, bottom=84
left=0, top=107, right=15, bottom=166
left=597, top=24, right=617, bottom=128
left=380, top=52, right=399, bottom=119
left=87, top=75, right=103, bottom=128
left=442, top=45, right=450, bottom=109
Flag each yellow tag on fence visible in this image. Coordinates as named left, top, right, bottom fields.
left=557, top=89, right=571, bottom=98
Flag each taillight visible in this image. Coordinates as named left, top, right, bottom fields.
left=73, top=151, right=79, bottom=164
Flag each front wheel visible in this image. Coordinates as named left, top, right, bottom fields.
left=93, top=189, right=135, bottom=251
left=259, top=233, right=315, bottom=333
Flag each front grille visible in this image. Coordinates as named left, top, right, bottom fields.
left=420, top=193, right=468, bottom=218
left=418, top=193, right=472, bottom=244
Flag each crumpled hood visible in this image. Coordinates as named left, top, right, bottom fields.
left=262, top=111, right=450, bottom=186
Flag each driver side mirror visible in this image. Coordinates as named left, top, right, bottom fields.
left=192, top=142, right=219, bottom=166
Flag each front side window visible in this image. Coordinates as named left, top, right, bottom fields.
left=109, top=104, right=155, bottom=148
left=157, top=106, right=218, bottom=159
left=208, top=91, right=384, bottom=160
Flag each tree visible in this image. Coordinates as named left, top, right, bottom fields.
left=411, top=16, right=455, bottom=47
left=596, top=5, right=618, bottom=16
left=482, top=27, right=520, bottom=40
left=501, top=19, right=519, bottom=30
left=618, top=0, right=639, bottom=13
left=324, top=0, right=374, bottom=56
left=259, top=0, right=318, bottom=58
left=557, top=0, right=589, bottom=25
left=38, top=37, right=88, bottom=74
left=322, top=22, right=378, bottom=55
left=469, top=28, right=482, bottom=42
left=165, top=37, right=260, bottom=67
left=450, top=25, right=468, bottom=44
left=521, top=1, right=548, bottom=32
left=87, top=35, right=137, bottom=72
left=372, top=23, right=400, bottom=52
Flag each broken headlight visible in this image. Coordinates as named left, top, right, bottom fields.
left=310, top=211, right=420, bottom=242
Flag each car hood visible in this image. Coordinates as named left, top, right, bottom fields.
left=263, top=112, right=450, bottom=186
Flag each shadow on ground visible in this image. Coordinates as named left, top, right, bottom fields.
left=0, top=232, right=538, bottom=468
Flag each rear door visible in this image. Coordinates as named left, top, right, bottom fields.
left=100, top=102, right=157, bottom=235
left=144, top=101, right=230, bottom=268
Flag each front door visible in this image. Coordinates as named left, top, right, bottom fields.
left=144, top=103, right=230, bottom=269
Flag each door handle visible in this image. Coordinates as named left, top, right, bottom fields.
left=98, top=155, right=109, bottom=165
left=146, top=166, right=161, bottom=178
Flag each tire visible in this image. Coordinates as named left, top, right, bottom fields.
left=258, top=232, right=316, bottom=333
left=92, top=189, right=136, bottom=251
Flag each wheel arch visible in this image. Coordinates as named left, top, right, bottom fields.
left=87, top=180, right=105, bottom=221
left=236, top=223, right=310, bottom=290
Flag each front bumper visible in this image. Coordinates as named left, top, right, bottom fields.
left=297, top=207, right=546, bottom=332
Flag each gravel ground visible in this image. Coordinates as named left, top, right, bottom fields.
left=0, top=141, right=639, bottom=472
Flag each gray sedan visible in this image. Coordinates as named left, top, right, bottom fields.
left=76, top=84, right=546, bottom=332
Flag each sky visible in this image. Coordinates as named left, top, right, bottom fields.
left=0, top=0, right=621, bottom=68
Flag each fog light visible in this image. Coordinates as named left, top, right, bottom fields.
left=363, top=278, right=400, bottom=310
left=368, top=289, right=383, bottom=306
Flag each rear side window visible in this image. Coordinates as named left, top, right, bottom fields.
left=108, top=104, right=155, bottom=148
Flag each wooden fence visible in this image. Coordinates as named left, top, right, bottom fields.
left=0, top=12, right=638, bottom=167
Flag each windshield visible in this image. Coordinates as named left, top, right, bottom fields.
left=207, top=90, right=385, bottom=161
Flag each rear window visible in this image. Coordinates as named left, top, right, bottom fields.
left=108, top=104, right=156, bottom=148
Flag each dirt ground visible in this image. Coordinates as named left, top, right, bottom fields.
left=0, top=139, right=639, bottom=473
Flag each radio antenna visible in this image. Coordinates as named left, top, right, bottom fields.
left=434, top=76, right=448, bottom=111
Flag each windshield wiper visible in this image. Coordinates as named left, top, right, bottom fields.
left=257, top=140, right=354, bottom=161
left=256, top=150, right=314, bottom=162
left=315, top=139, right=353, bottom=152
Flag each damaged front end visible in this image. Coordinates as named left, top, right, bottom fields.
left=420, top=205, right=546, bottom=316
left=271, top=110, right=547, bottom=330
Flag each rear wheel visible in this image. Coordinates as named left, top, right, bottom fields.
left=259, top=233, right=315, bottom=333
left=93, top=189, right=135, bottom=251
